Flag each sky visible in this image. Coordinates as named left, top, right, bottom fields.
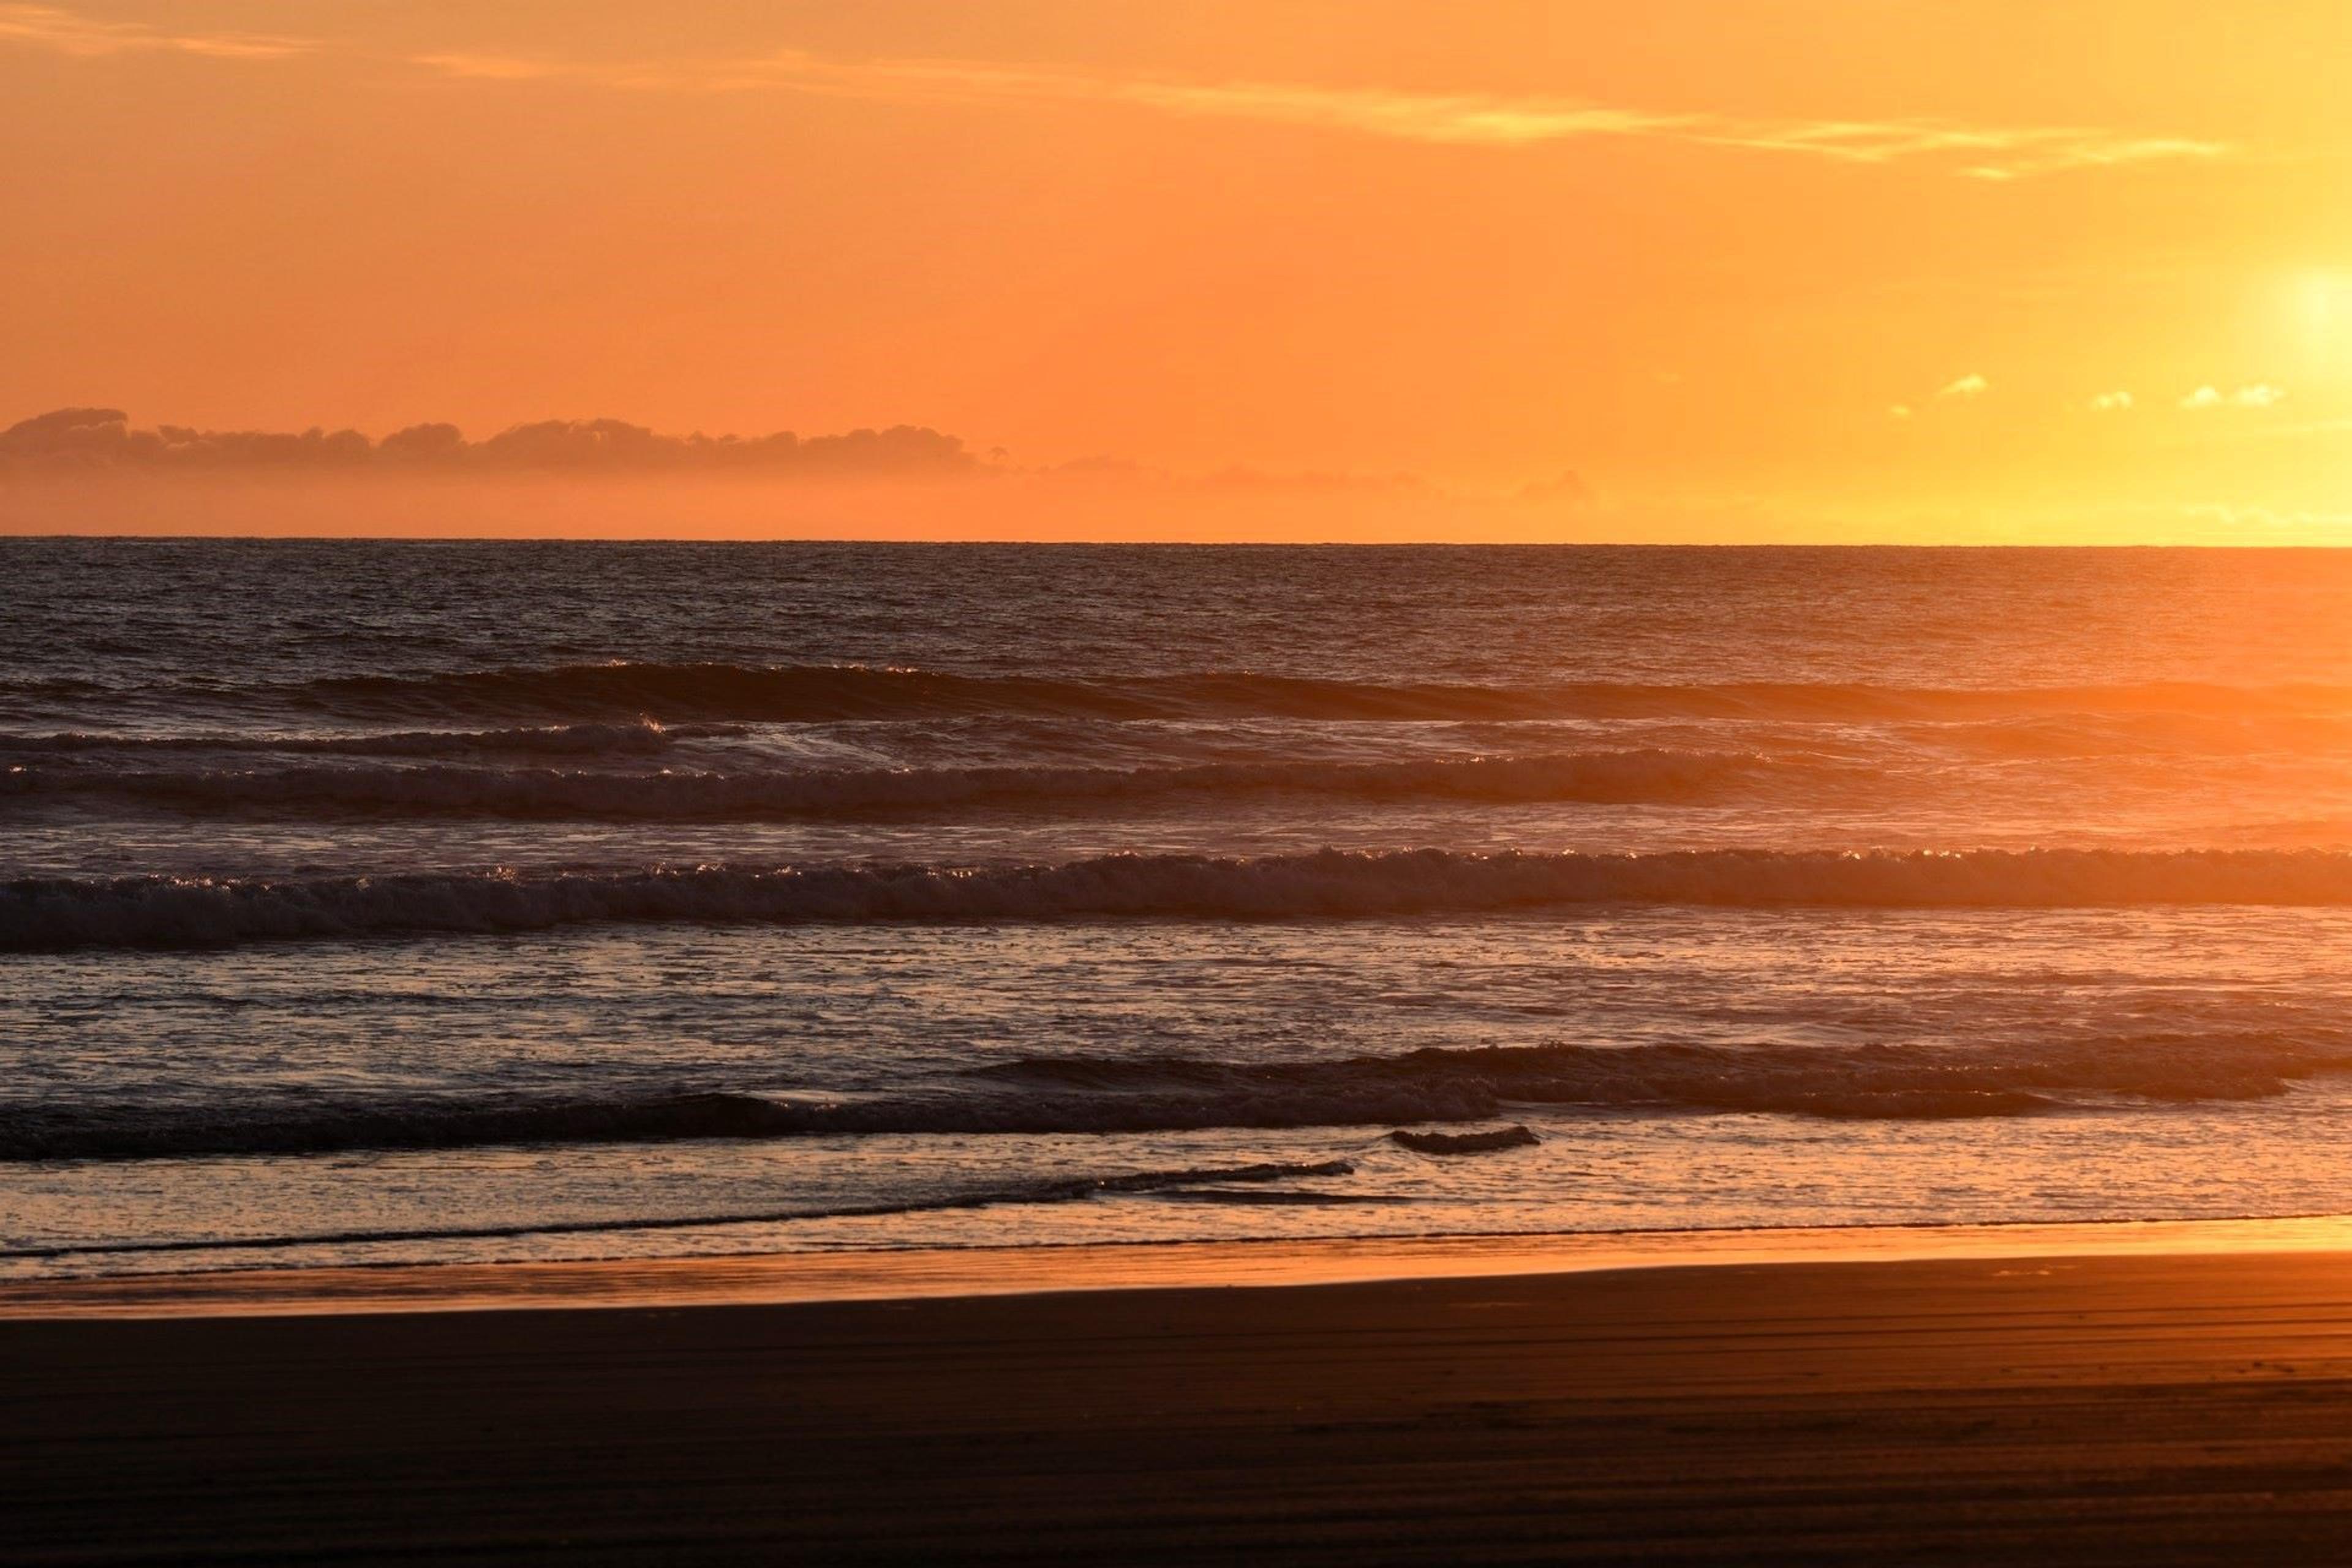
left=2, top=0, right=2349, bottom=541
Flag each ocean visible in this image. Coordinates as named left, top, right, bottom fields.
left=9, top=539, right=2352, bottom=1276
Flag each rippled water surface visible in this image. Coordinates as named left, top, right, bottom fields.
left=8, top=541, right=2352, bottom=1275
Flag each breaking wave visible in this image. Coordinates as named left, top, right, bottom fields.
left=13, top=846, right=2352, bottom=950
left=4, top=747, right=1830, bottom=819
left=0, top=719, right=699, bottom=760
left=57, top=660, right=2351, bottom=726
left=957, top=1034, right=2351, bottom=1128
left=12, top=1032, right=2345, bottom=1162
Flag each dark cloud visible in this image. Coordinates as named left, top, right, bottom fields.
left=0, top=409, right=982, bottom=477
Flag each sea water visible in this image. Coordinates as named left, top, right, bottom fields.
left=9, top=540, right=2352, bottom=1275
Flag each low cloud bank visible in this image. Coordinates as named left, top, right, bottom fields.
left=0, top=407, right=981, bottom=477
left=0, top=404, right=1610, bottom=541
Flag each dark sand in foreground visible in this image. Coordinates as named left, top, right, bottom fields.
left=12, top=1246, right=2352, bottom=1563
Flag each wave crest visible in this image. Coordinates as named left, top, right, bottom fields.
left=0, top=719, right=693, bottom=760
left=13, top=846, right=2352, bottom=950
left=5, top=747, right=1819, bottom=819
left=13, top=1032, right=2342, bottom=1161
left=162, top=661, right=2352, bottom=725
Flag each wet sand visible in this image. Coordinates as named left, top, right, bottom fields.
left=12, top=1246, right=2352, bottom=1563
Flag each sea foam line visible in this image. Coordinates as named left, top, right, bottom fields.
left=0, top=719, right=692, bottom=758
left=1, top=747, right=1823, bottom=818
left=0, top=1159, right=1360, bottom=1247
left=12, top=1027, right=2345, bottom=1163
left=24, top=660, right=2351, bottom=725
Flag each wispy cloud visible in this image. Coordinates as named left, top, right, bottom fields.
left=2087, top=390, right=2135, bottom=412
left=0, top=6, right=2228, bottom=181
left=403, top=50, right=2230, bottom=180
left=2182, top=383, right=2286, bottom=410
left=1691, top=121, right=2223, bottom=181
left=1950, top=138, right=2229, bottom=182
left=1937, top=373, right=1990, bottom=399
left=407, top=48, right=1704, bottom=145
left=0, top=2, right=306, bottom=60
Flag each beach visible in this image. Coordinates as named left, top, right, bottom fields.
left=13, top=1237, right=2352, bottom=1563
left=13, top=548, right=2352, bottom=1562
left=13, top=6, right=2352, bottom=1559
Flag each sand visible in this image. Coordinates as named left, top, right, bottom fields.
left=12, top=1243, right=2352, bottom=1563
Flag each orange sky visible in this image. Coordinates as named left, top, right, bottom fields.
left=2, top=1, right=2348, bottom=541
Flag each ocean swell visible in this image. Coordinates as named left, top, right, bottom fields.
left=4, top=747, right=1820, bottom=819
left=10, top=1033, right=2341, bottom=1162
left=962, top=1033, right=2342, bottom=1126
left=57, top=660, right=2351, bottom=726
left=10, top=846, right=2352, bottom=951
left=0, top=719, right=698, bottom=760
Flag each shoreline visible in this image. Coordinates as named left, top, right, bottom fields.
left=12, top=1210, right=2352, bottom=1319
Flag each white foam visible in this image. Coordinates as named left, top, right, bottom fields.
left=11, top=845, right=2352, bottom=950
